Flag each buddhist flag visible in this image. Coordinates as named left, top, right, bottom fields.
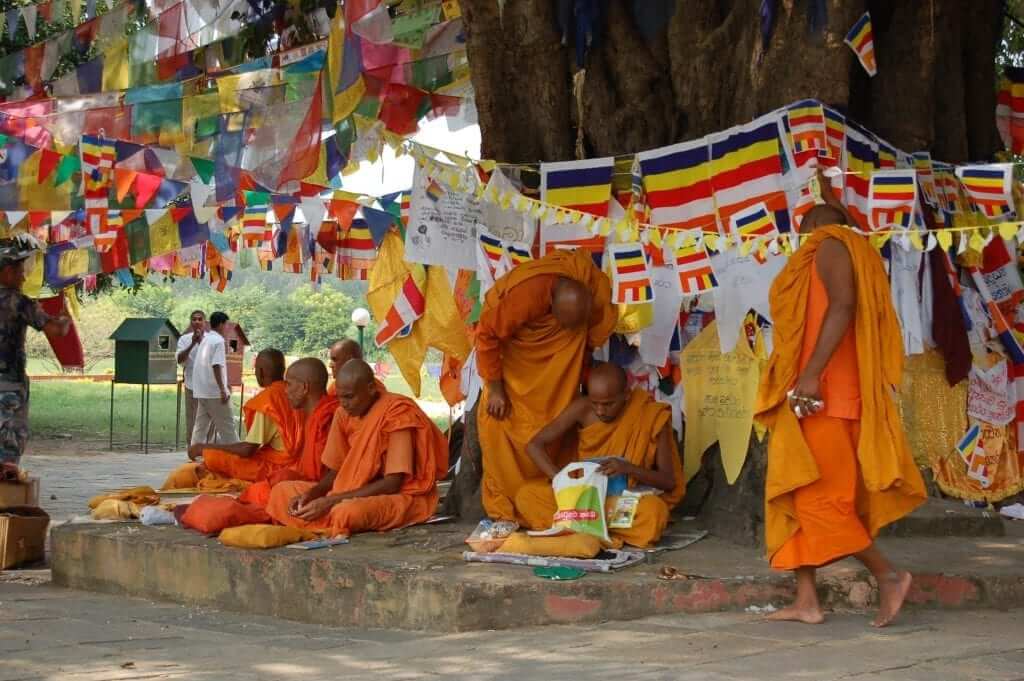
left=477, top=230, right=508, bottom=277
left=912, top=152, right=939, bottom=208
left=540, top=157, right=615, bottom=217
left=730, top=201, right=779, bottom=249
left=956, top=164, right=1015, bottom=220
left=844, top=12, right=877, bottom=77
left=637, top=137, right=718, bottom=232
left=608, top=242, right=655, bottom=304
left=822, top=107, right=845, bottom=171
left=375, top=264, right=427, bottom=347
left=506, top=242, right=532, bottom=266
left=934, top=166, right=960, bottom=215
left=709, top=115, right=790, bottom=235
left=672, top=231, right=717, bottom=295
left=339, top=214, right=376, bottom=263
left=877, top=140, right=898, bottom=170
left=868, top=170, right=916, bottom=231
left=242, top=205, right=268, bottom=245
left=784, top=99, right=827, bottom=171
left=842, top=122, right=879, bottom=230
left=955, top=424, right=981, bottom=464
left=999, top=67, right=1024, bottom=154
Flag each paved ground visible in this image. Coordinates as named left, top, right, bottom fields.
left=1, top=574, right=1023, bottom=681
left=20, top=440, right=183, bottom=521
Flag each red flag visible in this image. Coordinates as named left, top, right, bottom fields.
left=37, top=149, right=61, bottom=184
left=329, top=199, right=358, bottom=229
left=39, top=295, right=84, bottom=370
left=133, top=172, right=163, bottom=208
left=378, top=83, right=425, bottom=135
left=277, top=75, right=324, bottom=189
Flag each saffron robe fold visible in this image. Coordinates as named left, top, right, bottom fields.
left=162, top=381, right=303, bottom=490
left=755, top=225, right=926, bottom=564
left=238, top=393, right=340, bottom=507
left=515, top=389, right=685, bottom=548
left=265, top=389, right=446, bottom=536
left=476, top=249, right=617, bottom=523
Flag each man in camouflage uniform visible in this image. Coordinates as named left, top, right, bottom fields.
left=0, top=235, right=69, bottom=472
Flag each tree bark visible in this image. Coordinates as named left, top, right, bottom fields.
left=439, top=402, right=486, bottom=521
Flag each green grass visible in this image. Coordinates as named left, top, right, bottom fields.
left=29, top=374, right=449, bottom=448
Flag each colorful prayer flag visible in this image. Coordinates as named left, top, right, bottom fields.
left=242, top=205, right=268, bottom=246
left=912, top=152, right=939, bottom=208
left=375, top=264, right=426, bottom=347
left=784, top=99, right=827, bottom=171
left=708, top=115, right=790, bottom=235
left=506, top=242, right=532, bottom=266
left=843, top=122, right=879, bottom=230
left=672, top=231, right=717, bottom=295
left=955, top=424, right=981, bottom=463
left=823, top=107, right=845, bottom=170
left=868, top=169, right=916, bottom=231
left=339, top=214, right=376, bottom=263
left=608, top=242, right=655, bottom=304
left=540, top=157, right=615, bottom=217
left=956, top=164, right=1015, bottom=221
left=637, top=137, right=718, bottom=232
left=628, top=154, right=649, bottom=226
left=730, top=201, right=779, bottom=244
left=844, top=12, right=877, bottom=77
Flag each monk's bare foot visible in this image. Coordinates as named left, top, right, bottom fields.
left=872, top=571, right=912, bottom=628
left=766, top=605, right=825, bottom=624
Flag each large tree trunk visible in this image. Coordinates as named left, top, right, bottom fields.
left=453, top=0, right=1005, bottom=543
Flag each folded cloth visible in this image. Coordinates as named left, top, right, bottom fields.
left=218, top=524, right=320, bottom=549
left=499, top=531, right=602, bottom=559
left=88, top=486, right=160, bottom=509
left=91, top=498, right=141, bottom=520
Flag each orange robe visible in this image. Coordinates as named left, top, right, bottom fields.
left=755, top=226, right=926, bottom=568
left=476, top=249, right=617, bottom=523
left=515, top=390, right=685, bottom=547
left=265, top=389, right=446, bottom=537
left=162, top=382, right=303, bottom=490
left=238, top=393, right=340, bottom=507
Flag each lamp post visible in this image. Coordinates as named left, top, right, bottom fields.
left=351, top=307, right=371, bottom=354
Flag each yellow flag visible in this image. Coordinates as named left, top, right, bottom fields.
left=327, top=7, right=366, bottom=124
left=58, top=248, right=90, bottom=279
left=148, top=211, right=182, bottom=257
left=101, top=38, right=130, bottom=92
left=21, top=251, right=43, bottom=298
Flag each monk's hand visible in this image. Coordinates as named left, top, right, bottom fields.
left=599, top=458, right=634, bottom=477
left=187, top=444, right=203, bottom=461
left=295, top=496, right=335, bottom=521
left=789, top=373, right=823, bottom=416
left=487, top=381, right=511, bottom=420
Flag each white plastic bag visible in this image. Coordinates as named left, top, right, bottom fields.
left=550, top=461, right=609, bottom=542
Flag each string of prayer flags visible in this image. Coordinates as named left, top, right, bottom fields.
left=843, top=122, right=878, bottom=229
left=375, top=263, right=426, bottom=347
left=868, top=169, right=917, bottom=231
left=672, top=231, right=717, bottom=295
left=844, top=12, right=877, bottom=77
left=822, top=107, right=845, bottom=170
left=608, top=242, right=655, bottom=304
left=540, top=157, right=615, bottom=217
left=956, top=164, right=1015, bottom=220
left=996, top=67, right=1024, bottom=154
left=637, top=138, right=718, bottom=231
left=912, top=152, right=939, bottom=208
left=708, top=115, right=789, bottom=235
left=730, top=202, right=779, bottom=262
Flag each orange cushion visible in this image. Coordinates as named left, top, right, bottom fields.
left=179, top=495, right=271, bottom=535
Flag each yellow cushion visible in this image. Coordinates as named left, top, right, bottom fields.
left=499, top=531, right=602, bottom=559
left=218, top=524, right=319, bottom=549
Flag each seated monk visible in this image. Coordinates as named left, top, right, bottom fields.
left=162, top=349, right=302, bottom=490
left=516, top=363, right=684, bottom=548
left=238, top=358, right=340, bottom=507
left=327, top=339, right=362, bottom=396
left=476, top=249, right=617, bottom=525
left=266, top=359, right=446, bottom=537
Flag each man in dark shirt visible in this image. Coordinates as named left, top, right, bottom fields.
left=0, top=236, right=69, bottom=471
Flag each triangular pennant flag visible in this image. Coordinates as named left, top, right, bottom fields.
left=114, top=168, right=138, bottom=203
left=6, top=9, right=18, bottom=42
left=362, top=206, right=394, bottom=246
left=21, top=5, right=36, bottom=40
left=189, top=181, right=214, bottom=212
left=133, top=173, right=163, bottom=208
left=37, top=149, right=61, bottom=184
left=299, top=197, right=327, bottom=234
left=191, top=156, right=214, bottom=184
left=272, top=202, right=296, bottom=224
left=54, top=154, right=80, bottom=186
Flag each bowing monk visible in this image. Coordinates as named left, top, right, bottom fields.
left=517, top=363, right=683, bottom=547
left=238, top=358, right=339, bottom=507
left=755, top=175, right=926, bottom=628
left=266, top=360, right=446, bottom=537
left=162, top=349, right=302, bottom=489
left=476, top=249, right=617, bottom=524
left=327, top=339, right=362, bottom=396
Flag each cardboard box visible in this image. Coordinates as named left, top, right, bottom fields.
left=0, top=506, right=49, bottom=569
left=0, top=477, right=39, bottom=508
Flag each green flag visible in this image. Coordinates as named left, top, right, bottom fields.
left=190, top=157, right=215, bottom=184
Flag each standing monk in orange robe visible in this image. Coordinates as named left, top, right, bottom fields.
left=162, top=349, right=302, bottom=489
left=327, top=338, right=362, bottom=396
left=755, top=178, right=926, bottom=628
left=266, top=360, right=446, bottom=537
left=238, top=358, right=339, bottom=507
left=476, top=249, right=617, bottom=525
left=517, top=363, right=684, bottom=547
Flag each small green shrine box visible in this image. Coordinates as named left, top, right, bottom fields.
left=221, top=321, right=249, bottom=387
left=109, top=318, right=181, bottom=385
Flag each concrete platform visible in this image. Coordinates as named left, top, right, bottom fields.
left=50, top=508, right=1024, bottom=633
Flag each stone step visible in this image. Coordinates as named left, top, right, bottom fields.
left=50, top=520, right=1024, bottom=633
left=882, top=497, right=1005, bottom=538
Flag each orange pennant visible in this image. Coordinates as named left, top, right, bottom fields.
left=329, top=199, right=358, bottom=229
left=114, top=168, right=137, bottom=202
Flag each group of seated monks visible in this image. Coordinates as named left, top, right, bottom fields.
left=162, top=248, right=685, bottom=548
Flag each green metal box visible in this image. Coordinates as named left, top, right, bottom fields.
left=109, top=318, right=181, bottom=385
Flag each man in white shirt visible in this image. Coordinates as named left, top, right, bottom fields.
left=176, top=309, right=206, bottom=447
left=191, top=311, right=238, bottom=445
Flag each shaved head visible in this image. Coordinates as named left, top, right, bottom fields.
left=586, top=362, right=628, bottom=423
left=255, top=348, right=286, bottom=387
left=329, top=339, right=363, bottom=379
left=800, top=205, right=848, bottom=233
left=284, top=358, right=328, bottom=410
left=551, top=277, right=592, bottom=331
left=336, top=359, right=379, bottom=417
